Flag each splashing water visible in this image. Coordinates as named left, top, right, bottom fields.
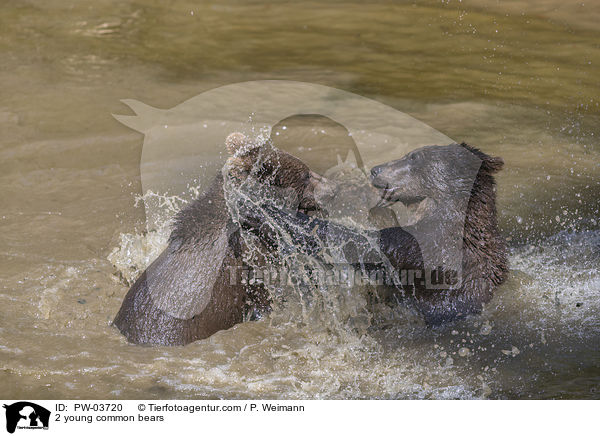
left=105, top=171, right=600, bottom=399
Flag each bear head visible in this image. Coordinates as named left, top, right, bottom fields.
left=224, top=132, right=334, bottom=214
left=370, top=142, right=503, bottom=220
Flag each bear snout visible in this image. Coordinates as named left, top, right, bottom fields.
left=308, top=171, right=335, bottom=205
left=370, top=159, right=411, bottom=190
left=370, top=165, right=391, bottom=189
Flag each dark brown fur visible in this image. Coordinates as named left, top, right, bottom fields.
left=113, top=135, right=331, bottom=345
left=241, top=143, right=508, bottom=325
left=407, top=144, right=508, bottom=323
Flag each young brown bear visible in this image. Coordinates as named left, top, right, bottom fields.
left=239, top=143, right=508, bottom=325
left=113, top=133, right=332, bottom=346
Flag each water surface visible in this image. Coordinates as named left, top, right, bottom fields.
left=1, top=0, right=599, bottom=399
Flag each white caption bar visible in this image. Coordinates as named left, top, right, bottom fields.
left=0, top=400, right=595, bottom=435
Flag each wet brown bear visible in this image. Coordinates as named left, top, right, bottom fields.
left=113, top=133, right=332, bottom=346
left=239, top=143, right=508, bottom=325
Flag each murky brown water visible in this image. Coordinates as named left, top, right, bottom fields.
left=1, top=0, right=599, bottom=399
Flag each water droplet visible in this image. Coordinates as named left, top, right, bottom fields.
left=480, top=322, right=492, bottom=335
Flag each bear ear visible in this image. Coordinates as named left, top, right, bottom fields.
left=482, top=155, right=504, bottom=173
left=225, top=132, right=249, bottom=156
left=460, top=143, right=504, bottom=174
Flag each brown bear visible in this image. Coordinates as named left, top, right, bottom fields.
left=238, top=143, right=508, bottom=325
left=113, top=133, right=333, bottom=346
